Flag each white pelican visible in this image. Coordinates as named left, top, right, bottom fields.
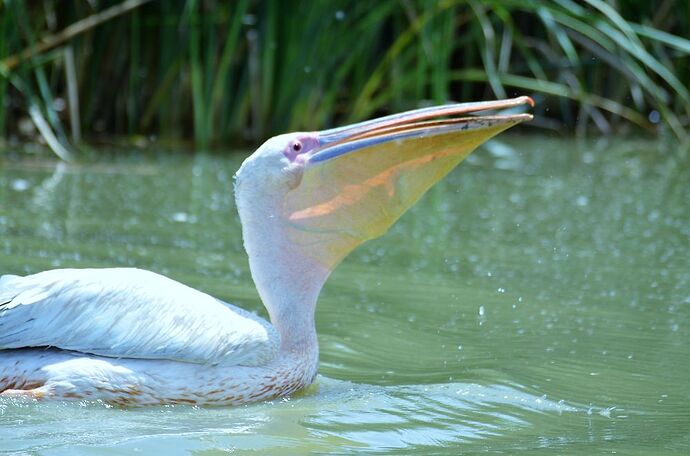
left=0, top=97, right=533, bottom=406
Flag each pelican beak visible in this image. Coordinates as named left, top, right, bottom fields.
left=283, top=96, right=534, bottom=270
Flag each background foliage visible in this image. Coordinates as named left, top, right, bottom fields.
left=1, top=0, right=689, bottom=156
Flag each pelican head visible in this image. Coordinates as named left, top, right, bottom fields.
left=235, top=97, right=533, bottom=350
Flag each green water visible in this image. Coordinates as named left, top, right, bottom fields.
left=0, top=137, right=688, bottom=454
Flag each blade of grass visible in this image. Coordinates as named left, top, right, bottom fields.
left=468, top=1, right=506, bottom=99
left=28, top=103, right=72, bottom=160
left=128, top=9, right=140, bottom=134
left=350, top=1, right=440, bottom=121
left=184, top=0, right=208, bottom=147
left=211, top=0, right=249, bottom=140
left=0, top=0, right=154, bottom=72
left=630, top=23, right=690, bottom=54
left=64, top=46, right=81, bottom=142
left=452, top=68, right=653, bottom=129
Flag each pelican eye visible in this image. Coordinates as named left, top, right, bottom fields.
left=292, top=141, right=302, bottom=152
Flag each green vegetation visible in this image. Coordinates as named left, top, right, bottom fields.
left=1, top=0, right=689, bottom=157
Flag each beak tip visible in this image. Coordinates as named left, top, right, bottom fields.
left=521, top=96, right=536, bottom=108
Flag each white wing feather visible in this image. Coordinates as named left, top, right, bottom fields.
left=0, top=268, right=279, bottom=366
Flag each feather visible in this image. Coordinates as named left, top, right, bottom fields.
left=0, top=268, right=279, bottom=367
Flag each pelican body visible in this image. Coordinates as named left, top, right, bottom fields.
left=0, top=97, right=533, bottom=405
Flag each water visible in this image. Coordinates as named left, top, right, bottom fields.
left=0, top=137, right=688, bottom=454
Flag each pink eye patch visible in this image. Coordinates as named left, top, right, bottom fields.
left=284, top=134, right=320, bottom=162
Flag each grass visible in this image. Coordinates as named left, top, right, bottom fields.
left=0, top=0, right=689, bottom=158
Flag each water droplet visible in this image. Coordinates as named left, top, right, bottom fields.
left=598, top=406, right=615, bottom=418
left=171, top=212, right=197, bottom=223
left=335, top=10, right=345, bottom=20
left=648, top=110, right=660, bottom=124
left=52, top=97, right=66, bottom=111
left=11, top=179, right=30, bottom=191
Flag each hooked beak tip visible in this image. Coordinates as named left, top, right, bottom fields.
left=310, top=96, right=535, bottom=163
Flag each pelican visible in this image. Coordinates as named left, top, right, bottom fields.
left=0, top=97, right=533, bottom=406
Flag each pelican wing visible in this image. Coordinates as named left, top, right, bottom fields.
left=0, top=268, right=279, bottom=366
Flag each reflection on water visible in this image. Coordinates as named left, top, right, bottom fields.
left=1, top=377, right=579, bottom=454
left=0, top=137, right=689, bottom=454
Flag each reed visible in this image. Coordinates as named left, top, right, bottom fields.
left=1, top=0, right=688, bottom=156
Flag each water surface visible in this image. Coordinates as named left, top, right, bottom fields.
left=0, top=137, right=688, bottom=454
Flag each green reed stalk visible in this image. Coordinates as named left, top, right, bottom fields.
left=1, top=0, right=688, bottom=153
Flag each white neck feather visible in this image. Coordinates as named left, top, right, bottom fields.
left=235, top=176, right=330, bottom=355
